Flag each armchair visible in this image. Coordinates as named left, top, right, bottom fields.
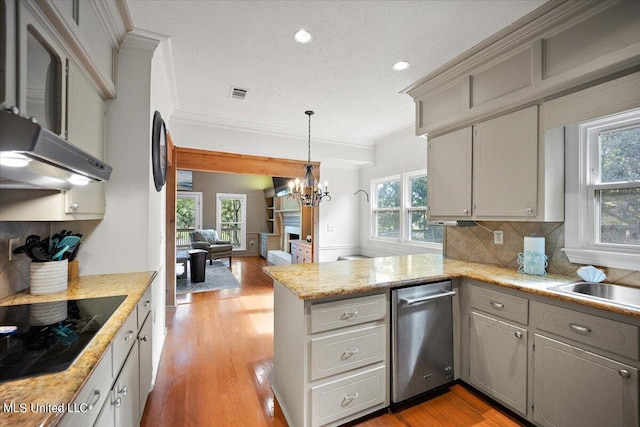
left=189, top=229, right=233, bottom=267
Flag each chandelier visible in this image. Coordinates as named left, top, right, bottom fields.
left=289, top=110, right=331, bottom=207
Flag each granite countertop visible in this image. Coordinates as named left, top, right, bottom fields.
left=0, top=271, right=156, bottom=427
left=263, top=254, right=640, bottom=319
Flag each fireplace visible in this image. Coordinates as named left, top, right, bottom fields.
left=283, top=226, right=300, bottom=254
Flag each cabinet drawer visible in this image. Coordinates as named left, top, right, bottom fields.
left=137, top=286, right=152, bottom=328
left=533, top=302, right=639, bottom=360
left=311, top=293, right=387, bottom=333
left=311, top=324, right=385, bottom=381
left=470, top=285, right=528, bottom=325
left=312, top=365, right=386, bottom=427
left=59, top=347, right=113, bottom=427
left=112, top=309, right=137, bottom=377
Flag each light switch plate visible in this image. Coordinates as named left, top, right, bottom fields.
left=493, top=230, right=504, bottom=245
left=8, top=238, right=20, bottom=261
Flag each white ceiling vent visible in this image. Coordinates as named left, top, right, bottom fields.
left=229, top=86, right=248, bottom=100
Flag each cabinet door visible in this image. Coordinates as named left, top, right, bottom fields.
left=473, top=106, right=538, bottom=218
left=427, top=127, right=472, bottom=218
left=138, top=314, right=153, bottom=419
left=470, top=311, right=528, bottom=415
left=533, top=334, right=639, bottom=427
left=114, top=344, right=140, bottom=427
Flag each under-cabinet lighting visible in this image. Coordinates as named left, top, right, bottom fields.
left=0, top=152, right=30, bottom=167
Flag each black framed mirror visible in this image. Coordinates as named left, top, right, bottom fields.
left=152, top=111, right=167, bottom=192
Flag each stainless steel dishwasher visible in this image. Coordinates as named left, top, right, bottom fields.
left=391, top=280, right=455, bottom=403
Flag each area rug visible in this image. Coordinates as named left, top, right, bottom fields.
left=177, top=259, right=240, bottom=294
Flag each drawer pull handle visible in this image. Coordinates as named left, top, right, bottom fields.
left=86, top=390, right=100, bottom=411
left=118, top=385, right=128, bottom=396
left=514, top=331, right=523, bottom=339
left=124, top=331, right=134, bottom=341
left=143, top=301, right=150, bottom=307
left=342, top=392, right=359, bottom=406
left=490, top=301, right=504, bottom=309
left=342, top=348, right=359, bottom=359
left=342, top=310, right=358, bottom=320
left=619, top=369, right=631, bottom=379
left=569, top=323, right=591, bottom=334
left=113, top=397, right=122, bottom=408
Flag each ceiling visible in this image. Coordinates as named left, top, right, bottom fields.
left=126, top=0, right=546, bottom=147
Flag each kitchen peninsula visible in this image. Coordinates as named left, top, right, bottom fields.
left=264, top=254, right=640, bottom=427
left=0, top=271, right=156, bottom=427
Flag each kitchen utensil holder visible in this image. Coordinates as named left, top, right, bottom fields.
left=29, top=259, right=68, bottom=295
left=517, top=251, right=548, bottom=276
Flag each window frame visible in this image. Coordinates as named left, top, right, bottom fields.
left=370, top=170, right=442, bottom=249
left=216, top=193, right=247, bottom=251
left=564, top=108, right=640, bottom=270
left=371, top=175, right=402, bottom=241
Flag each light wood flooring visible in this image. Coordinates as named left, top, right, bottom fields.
left=141, top=256, right=525, bottom=427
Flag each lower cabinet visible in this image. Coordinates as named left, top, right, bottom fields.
left=273, top=283, right=389, bottom=427
left=533, top=334, right=638, bottom=427
left=60, top=287, right=153, bottom=427
left=469, top=311, right=528, bottom=415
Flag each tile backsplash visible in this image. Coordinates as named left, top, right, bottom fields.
left=0, top=221, right=52, bottom=298
left=445, top=222, right=640, bottom=287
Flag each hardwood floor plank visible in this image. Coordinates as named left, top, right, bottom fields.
left=141, top=256, right=526, bottom=427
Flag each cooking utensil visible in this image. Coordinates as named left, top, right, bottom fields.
left=12, top=235, right=40, bottom=255
left=66, top=242, right=81, bottom=261
left=51, top=245, right=70, bottom=261
left=25, top=239, right=50, bottom=262
left=56, top=236, right=81, bottom=251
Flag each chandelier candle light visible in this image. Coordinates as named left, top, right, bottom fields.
left=288, top=110, right=331, bottom=207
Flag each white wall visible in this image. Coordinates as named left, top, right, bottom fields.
left=359, top=126, right=442, bottom=257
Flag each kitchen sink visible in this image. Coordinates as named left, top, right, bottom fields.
left=547, top=281, right=640, bottom=309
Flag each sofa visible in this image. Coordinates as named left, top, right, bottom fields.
left=189, top=229, right=233, bottom=267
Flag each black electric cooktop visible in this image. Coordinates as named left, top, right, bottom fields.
left=0, top=295, right=126, bottom=383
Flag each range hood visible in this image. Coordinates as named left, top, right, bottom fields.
left=0, top=109, right=112, bottom=191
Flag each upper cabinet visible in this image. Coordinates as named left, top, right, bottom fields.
left=0, top=0, right=127, bottom=221
left=427, top=106, right=564, bottom=222
left=407, top=0, right=640, bottom=138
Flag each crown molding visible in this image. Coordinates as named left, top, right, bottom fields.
left=120, top=29, right=163, bottom=57
left=170, top=109, right=376, bottom=149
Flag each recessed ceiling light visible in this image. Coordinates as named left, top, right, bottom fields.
left=294, top=29, right=312, bottom=44
left=392, top=61, right=410, bottom=71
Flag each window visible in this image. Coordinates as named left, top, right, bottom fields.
left=176, top=192, right=202, bottom=247
left=564, top=108, right=640, bottom=269
left=372, top=176, right=401, bottom=239
left=406, top=172, right=443, bottom=244
left=371, top=171, right=442, bottom=246
left=216, top=193, right=247, bottom=251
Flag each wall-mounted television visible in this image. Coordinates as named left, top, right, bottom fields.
left=272, top=176, right=293, bottom=197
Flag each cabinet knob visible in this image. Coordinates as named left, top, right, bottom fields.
left=139, top=335, right=149, bottom=342
left=341, top=392, right=359, bottom=407
left=113, top=397, right=122, bottom=408
left=514, top=331, right=523, bottom=339
left=619, top=369, right=631, bottom=379
left=463, top=209, right=469, bottom=214
left=526, top=207, right=533, bottom=215
left=342, top=310, right=358, bottom=320
left=68, top=203, right=79, bottom=211
left=124, top=330, right=134, bottom=341
left=86, top=390, right=100, bottom=411
left=118, top=385, right=128, bottom=396
left=341, top=348, right=359, bottom=360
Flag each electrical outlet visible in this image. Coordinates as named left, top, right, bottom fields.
left=493, top=230, right=504, bottom=245
left=327, top=224, right=334, bottom=232
left=8, top=238, right=20, bottom=261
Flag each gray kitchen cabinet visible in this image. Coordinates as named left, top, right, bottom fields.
left=427, top=127, right=472, bottom=218
left=290, top=240, right=312, bottom=264
left=273, top=283, right=389, bottom=427
left=61, top=288, right=153, bottom=427
left=427, top=106, right=562, bottom=222
left=469, top=311, right=528, bottom=416
left=533, top=334, right=638, bottom=427
left=472, top=106, right=538, bottom=219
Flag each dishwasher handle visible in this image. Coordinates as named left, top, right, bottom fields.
left=401, top=290, right=456, bottom=306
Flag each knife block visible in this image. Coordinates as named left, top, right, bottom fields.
left=68, top=260, right=79, bottom=280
